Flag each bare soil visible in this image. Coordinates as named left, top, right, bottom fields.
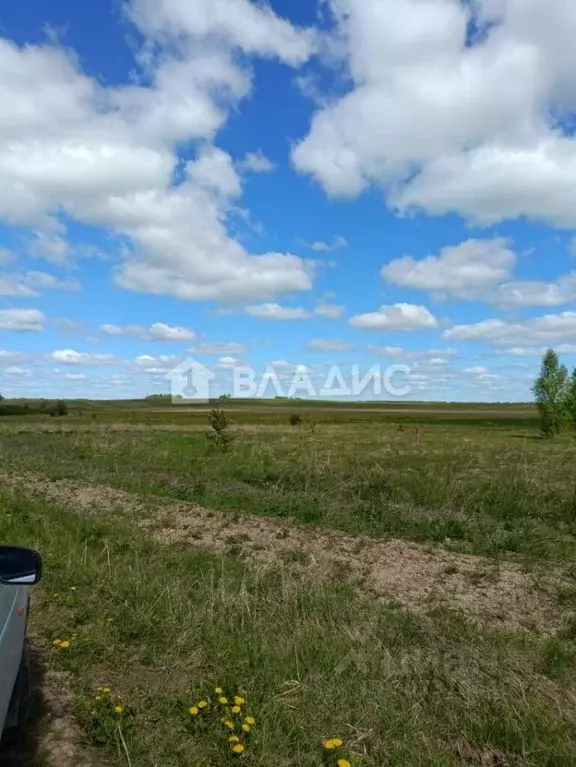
left=2, top=470, right=570, bottom=635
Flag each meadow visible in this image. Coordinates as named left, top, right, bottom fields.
left=2, top=403, right=576, bottom=766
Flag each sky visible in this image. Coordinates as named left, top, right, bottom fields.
left=1, top=0, right=576, bottom=402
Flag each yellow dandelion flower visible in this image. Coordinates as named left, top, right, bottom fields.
left=215, top=687, right=223, bottom=694
left=337, top=761, right=351, bottom=767
left=114, top=705, right=124, bottom=714
left=95, top=696, right=102, bottom=702
left=244, top=716, right=256, bottom=726
left=223, top=720, right=234, bottom=729
left=52, top=639, right=62, bottom=647
left=231, top=705, right=241, bottom=714
left=218, top=696, right=228, bottom=705
left=96, top=686, right=104, bottom=693
left=323, top=738, right=343, bottom=750
left=102, top=687, right=111, bottom=694
left=228, top=735, right=240, bottom=743
left=242, top=723, right=251, bottom=733
left=189, top=706, right=199, bottom=716
left=234, top=696, right=245, bottom=706
left=231, top=744, right=245, bottom=754
left=197, top=700, right=208, bottom=709
left=59, top=640, right=70, bottom=649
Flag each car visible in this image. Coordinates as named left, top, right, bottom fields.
left=0, top=545, right=42, bottom=746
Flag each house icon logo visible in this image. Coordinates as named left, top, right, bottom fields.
left=165, top=358, right=215, bottom=404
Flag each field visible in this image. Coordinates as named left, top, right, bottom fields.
left=2, top=402, right=576, bottom=766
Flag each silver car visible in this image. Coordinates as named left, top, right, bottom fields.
left=0, top=545, right=42, bottom=745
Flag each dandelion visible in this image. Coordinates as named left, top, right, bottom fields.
left=218, top=696, right=228, bottom=705
left=215, top=687, right=223, bottom=695
left=223, top=720, right=234, bottom=729
left=228, top=736, right=240, bottom=743
left=337, top=761, right=351, bottom=767
left=102, top=687, right=111, bottom=694
left=114, top=705, right=124, bottom=714
left=244, top=716, right=256, bottom=726
left=69, top=586, right=77, bottom=591
left=231, top=744, right=245, bottom=754
left=189, top=706, right=199, bottom=716
left=52, top=639, right=62, bottom=646
left=234, top=696, right=245, bottom=706
left=59, top=640, right=70, bottom=649
left=231, top=705, right=241, bottom=714
left=323, top=738, right=343, bottom=750
left=242, top=723, right=251, bottom=733
left=95, top=696, right=102, bottom=702
left=197, top=700, right=209, bottom=709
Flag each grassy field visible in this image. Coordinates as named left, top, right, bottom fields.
left=1, top=404, right=576, bottom=766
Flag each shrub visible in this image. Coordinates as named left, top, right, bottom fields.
left=289, top=414, right=302, bottom=426
left=206, top=408, right=233, bottom=451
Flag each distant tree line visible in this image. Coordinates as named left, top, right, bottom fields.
left=0, top=396, right=68, bottom=417
left=533, top=349, right=576, bottom=436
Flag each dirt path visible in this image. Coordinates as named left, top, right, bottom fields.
left=1, top=471, right=571, bottom=635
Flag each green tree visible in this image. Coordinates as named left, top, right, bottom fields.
left=532, top=349, right=569, bottom=437
left=565, top=367, right=576, bottom=429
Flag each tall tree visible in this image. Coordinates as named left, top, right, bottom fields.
left=532, top=349, right=569, bottom=437
left=564, top=367, right=576, bottom=429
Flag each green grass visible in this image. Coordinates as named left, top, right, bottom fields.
left=3, top=490, right=576, bottom=766
left=1, top=416, right=576, bottom=561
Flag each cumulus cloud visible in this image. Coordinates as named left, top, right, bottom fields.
left=0, top=1, right=315, bottom=303
left=444, top=311, right=576, bottom=346
left=0, top=270, right=80, bottom=297
left=293, top=0, right=576, bottom=228
left=51, top=349, right=116, bottom=365
left=245, top=303, right=313, bottom=320
left=314, top=302, right=345, bottom=319
left=382, top=238, right=515, bottom=300
left=349, top=303, right=438, bottom=331
left=101, top=322, right=196, bottom=342
left=304, top=236, right=348, bottom=252
left=238, top=151, right=275, bottom=173
left=0, top=309, right=45, bottom=332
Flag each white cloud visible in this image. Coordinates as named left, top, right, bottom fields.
left=51, top=349, right=116, bottom=365
left=382, top=238, right=515, bottom=299
left=101, top=322, right=196, bottom=342
left=134, top=354, right=177, bottom=369
left=0, top=309, right=45, bottom=332
left=63, top=372, right=86, bottom=380
left=239, top=151, right=275, bottom=173
left=0, top=270, right=80, bottom=297
left=4, top=365, right=28, bottom=376
left=368, top=345, right=406, bottom=357
left=314, top=302, right=345, bottom=319
left=127, top=0, right=316, bottom=67
left=305, top=236, right=348, bottom=252
left=494, top=272, right=576, bottom=308
left=245, top=303, right=313, bottom=320
left=192, top=342, right=247, bottom=355
left=0, top=6, right=315, bottom=303
left=444, top=311, right=576, bottom=346
left=293, top=0, right=576, bottom=228
left=503, top=345, right=576, bottom=357
left=215, top=355, right=243, bottom=369
left=349, top=303, right=438, bottom=331
left=308, top=339, right=354, bottom=352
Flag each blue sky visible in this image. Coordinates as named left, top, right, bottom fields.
left=1, top=0, right=576, bottom=401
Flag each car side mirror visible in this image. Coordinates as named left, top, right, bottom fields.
left=0, top=546, right=42, bottom=585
